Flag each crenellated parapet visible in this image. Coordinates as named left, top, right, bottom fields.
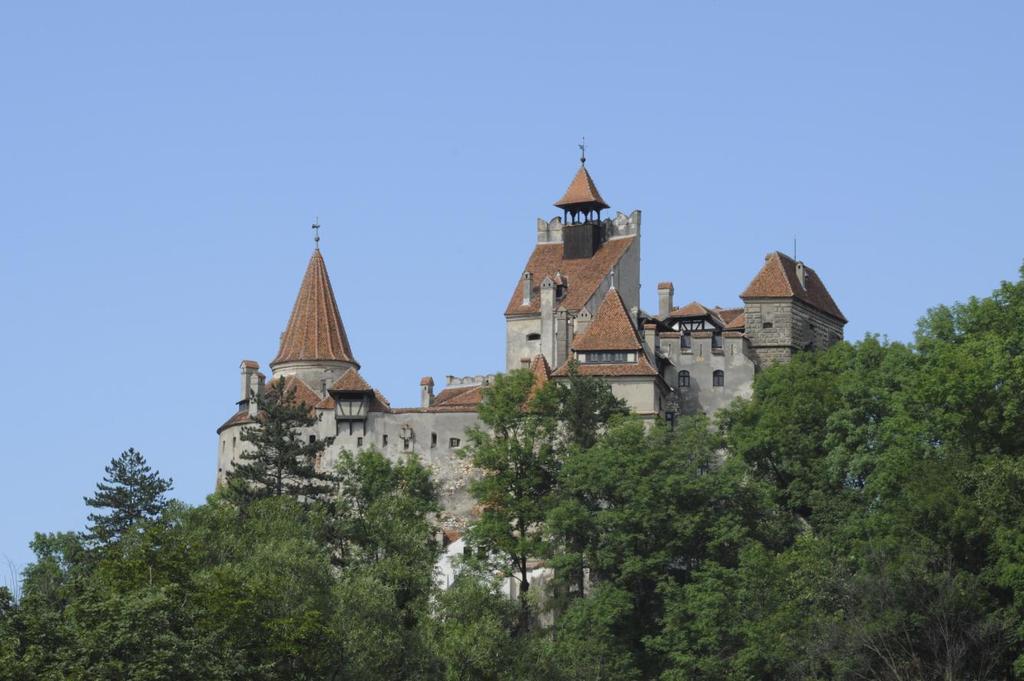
left=536, top=210, right=640, bottom=244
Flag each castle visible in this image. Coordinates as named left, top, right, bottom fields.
left=217, top=156, right=846, bottom=523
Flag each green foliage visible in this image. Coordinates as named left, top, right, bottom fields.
left=463, top=369, right=560, bottom=626
left=83, top=448, right=173, bottom=546
left=225, top=378, right=336, bottom=505
left=11, top=264, right=1024, bottom=679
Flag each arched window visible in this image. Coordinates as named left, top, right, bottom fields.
left=678, top=370, right=690, bottom=388
left=526, top=332, right=541, bottom=341
left=713, top=370, right=725, bottom=387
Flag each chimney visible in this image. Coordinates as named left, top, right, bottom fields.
left=643, top=322, right=658, bottom=362
left=420, top=376, right=434, bottom=408
left=522, top=271, right=532, bottom=306
left=540, top=276, right=557, bottom=363
left=657, top=282, right=674, bottom=318
left=795, top=261, right=806, bottom=289
left=240, top=360, right=259, bottom=402
left=574, top=307, right=593, bottom=340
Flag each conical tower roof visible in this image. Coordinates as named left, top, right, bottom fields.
left=271, top=249, right=358, bottom=368
left=554, top=165, right=609, bottom=211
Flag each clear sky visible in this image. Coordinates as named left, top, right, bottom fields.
left=1, top=1, right=1022, bottom=584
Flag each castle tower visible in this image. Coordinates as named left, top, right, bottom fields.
left=740, top=252, right=847, bottom=367
left=505, top=151, right=642, bottom=371
left=269, top=246, right=359, bottom=388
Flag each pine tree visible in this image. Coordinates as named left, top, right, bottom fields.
left=83, top=448, right=173, bottom=545
left=226, top=378, right=337, bottom=505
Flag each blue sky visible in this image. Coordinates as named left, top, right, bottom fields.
left=1, top=1, right=1022, bottom=582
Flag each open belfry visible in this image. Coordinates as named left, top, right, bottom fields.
left=217, top=153, right=847, bottom=523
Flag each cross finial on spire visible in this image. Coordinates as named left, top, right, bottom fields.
left=579, top=136, right=586, bottom=165
left=312, top=217, right=320, bottom=249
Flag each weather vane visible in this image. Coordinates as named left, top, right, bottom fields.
left=312, top=217, right=320, bottom=249
left=579, top=136, right=586, bottom=165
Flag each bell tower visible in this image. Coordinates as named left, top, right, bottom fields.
left=554, top=143, right=609, bottom=260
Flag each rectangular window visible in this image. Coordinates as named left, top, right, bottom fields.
left=681, top=333, right=692, bottom=349
left=712, top=332, right=723, bottom=349
left=449, top=437, right=461, bottom=448
left=431, top=433, right=438, bottom=448
left=587, top=351, right=632, bottom=364
left=357, top=437, right=363, bottom=447
left=309, top=435, right=316, bottom=444
left=383, top=434, right=389, bottom=447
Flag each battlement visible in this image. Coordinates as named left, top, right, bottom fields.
left=536, top=210, right=641, bottom=244
left=445, top=374, right=496, bottom=388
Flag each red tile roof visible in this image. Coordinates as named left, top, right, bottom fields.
left=716, top=307, right=744, bottom=325
left=554, top=165, right=609, bottom=210
left=669, top=300, right=716, bottom=318
left=264, top=375, right=322, bottom=408
left=740, top=252, right=846, bottom=322
left=724, top=311, right=746, bottom=330
left=527, top=354, right=551, bottom=402
left=420, top=376, right=434, bottom=386
left=330, top=368, right=372, bottom=393
left=507, top=237, right=636, bottom=316
left=271, top=249, right=358, bottom=368
left=217, top=409, right=257, bottom=434
left=432, top=384, right=485, bottom=407
left=240, top=359, right=259, bottom=369
left=571, top=288, right=643, bottom=352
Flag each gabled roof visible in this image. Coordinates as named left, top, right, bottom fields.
left=329, top=368, right=372, bottom=393
left=506, top=236, right=635, bottom=316
left=716, top=307, right=744, bottom=325
left=740, top=252, right=846, bottom=322
left=669, top=300, right=718, bottom=319
left=263, top=375, right=322, bottom=408
left=724, top=311, right=746, bottom=331
left=571, top=288, right=643, bottom=352
left=271, top=249, right=358, bottom=368
left=554, top=165, right=609, bottom=210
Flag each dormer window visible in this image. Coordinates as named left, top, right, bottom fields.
left=582, top=351, right=635, bottom=364
left=556, top=284, right=566, bottom=299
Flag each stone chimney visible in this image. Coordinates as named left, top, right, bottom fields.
left=420, top=376, right=434, bottom=408
left=795, top=261, right=806, bottom=289
left=540, top=276, right=557, bottom=363
left=240, top=360, right=259, bottom=402
left=574, top=307, right=593, bottom=340
left=658, top=282, right=674, bottom=318
left=522, top=271, right=532, bottom=306
left=643, top=322, right=658, bottom=362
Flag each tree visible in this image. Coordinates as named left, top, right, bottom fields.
left=541, top=360, right=627, bottom=451
left=83, top=448, right=173, bottom=545
left=463, top=369, right=559, bottom=630
left=226, top=378, right=336, bottom=505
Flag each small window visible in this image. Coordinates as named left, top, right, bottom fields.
left=681, top=332, right=692, bottom=349
left=449, top=437, right=461, bottom=448
left=309, top=435, right=317, bottom=444
left=431, top=432, right=438, bottom=448
left=357, top=437, right=363, bottom=447
left=678, top=370, right=690, bottom=388
left=402, top=438, right=411, bottom=450
left=526, top=332, right=541, bottom=341
left=712, top=332, right=723, bottom=349
left=763, top=321, right=773, bottom=329
left=383, top=434, right=389, bottom=447
left=713, top=370, right=725, bottom=387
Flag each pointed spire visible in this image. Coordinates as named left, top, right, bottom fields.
left=271, top=249, right=358, bottom=368
left=554, top=165, right=609, bottom=212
